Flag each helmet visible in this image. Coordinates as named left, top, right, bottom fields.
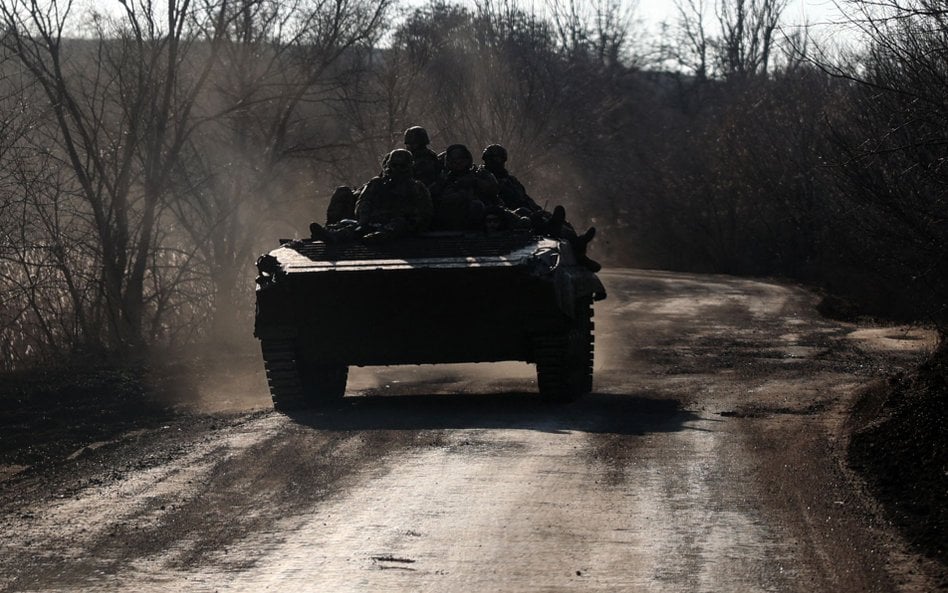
left=482, top=144, right=507, bottom=163
left=444, top=144, right=472, bottom=161
left=384, top=149, right=413, bottom=176
left=403, top=126, right=430, bottom=146
left=444, top=144, right=473, bottom=170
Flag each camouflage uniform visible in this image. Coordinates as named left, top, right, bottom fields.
left=480, top=144, right=600, bottom=271
left=311, top=149, right=431, bottom=243
left=495, top=173, right=541, bottom=214
left=429, top=144, right=501, bottom=230
left=479, top=144, right=544, bottom=216
left=403, top=126, right=443, bottom=188
left=326, top=185, right=359, bottom=224
left=355, top=153, right=432, bottom=237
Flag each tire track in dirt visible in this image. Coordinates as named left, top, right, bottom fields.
left=0, top=413, right=442, bottom=592
left=0, top=270, right=939, bottom=593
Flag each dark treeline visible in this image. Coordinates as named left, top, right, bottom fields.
left=0, top=0, right=945, bottom=369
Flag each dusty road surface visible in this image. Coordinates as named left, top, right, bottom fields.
left=0, top=270, right=941, bottom=592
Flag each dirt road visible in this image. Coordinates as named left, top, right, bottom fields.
left=0, top=270, right=940, bottom=592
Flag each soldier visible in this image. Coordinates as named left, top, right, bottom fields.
left=326, top=185, right=359, bottom=224
left=479, top=144, right=543, bottom=216
left=429, top=144, right=502, bottom=230
left=311, top=149, right=431, bottom=243
left=356, top=148, right=432, bottom=239
left=403, top=126, right=442, bottom=188
left=480, top=143, right=600, bottom=271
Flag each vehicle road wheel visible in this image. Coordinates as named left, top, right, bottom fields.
left=534, top=299, right=594, bottom=402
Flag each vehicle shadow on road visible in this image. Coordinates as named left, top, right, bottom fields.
left=285, top=392, right=703, bottom=436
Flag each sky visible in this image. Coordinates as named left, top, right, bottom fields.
left=633, top=0, right=855, bottom=46
left=635, top=0, right=848, bottom=27
left=399, top=0, right=857, bottom=46
left=74, top=0, right=852, bottom=29
left=69, top=0, right=859, bottom=48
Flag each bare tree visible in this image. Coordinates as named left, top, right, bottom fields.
left=168, top=0, right=392, bottom=345
left=0, top=0, right=230, bottom=353
left=715, top=0, right=789, bottom=77
left=670, top=0, right=711, bottom=80
left=545, top=0, right=638, bottom=67
left=821, top=0, right=948, bottom=328
left=0, top=43, right=105, bottom=366
left=669, top=0, right=789, bottom=79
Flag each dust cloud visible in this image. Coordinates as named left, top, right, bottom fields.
left=348, top=362, right=538, bottom=397
left=148, top=350, right=272, bottom=414
left=153, top=355, right=544, bottom=414
left=160, top=283, right=622, bottom=414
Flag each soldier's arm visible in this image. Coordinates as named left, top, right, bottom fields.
left=475, top=170, right=502, bottom=206
left=411, top=182, right=433, bottom=231
left=428, top=173, right=447, bottom=202
left=511, top=175, right=543, bottom=212
left=354, top=179, right=381, bottom=225
left=326, top=186, right=357, bottom=224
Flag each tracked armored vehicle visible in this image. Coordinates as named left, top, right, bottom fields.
left=254, top=231, right=606, bottom=411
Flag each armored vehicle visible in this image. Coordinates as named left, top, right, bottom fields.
left=254, top=231, right=606, bottom=411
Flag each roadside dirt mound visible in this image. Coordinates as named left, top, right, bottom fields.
left=848, top=341, right=947, bottom=567
left=0, top=354, right=270, bottom=478
left=0, top=365, right=176, bottom=471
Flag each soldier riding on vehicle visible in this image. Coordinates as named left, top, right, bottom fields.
left=311, top=149, right=432, bottom=243
left=479, top=143, right=600, bottom=271
left=480, top=144, right=542, bottom=216
left=403, top=126, right=442, bottom=188
left=261, top=134, right=607, bottom=411
left=429, top=144, right=502, bottom=230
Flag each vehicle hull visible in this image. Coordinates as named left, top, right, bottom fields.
left=253, top=232, right=606, bottom=409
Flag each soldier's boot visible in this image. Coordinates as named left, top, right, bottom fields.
left=577, top=226, right=596, bottom=247
left=545, top=205, right=566, bottom=236
left=567, top=226, right=596, bottom=255
left=570, top=226, right=601, bottom=272
left=309, top=222, right=331, bottom=242
left=361, top=230, right=393, bottom=244
left=578, top=254, right=602, bottom=272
